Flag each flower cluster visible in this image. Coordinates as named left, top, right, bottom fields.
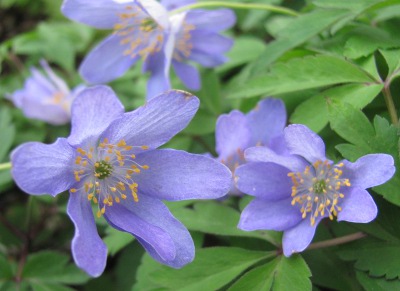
left=11, top=86, right=231, bottom=276
left=61, top=0, right=235, bottom=98
left=235, top=124, right=395, bottom=255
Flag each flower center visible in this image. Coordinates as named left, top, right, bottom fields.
left=173, top=21, right=196, bottom=62
left=70, top=138, right=150, bottom=218
left=114, top=5, right=164, bottom=59
left=288, top=160, right=351, bottom=226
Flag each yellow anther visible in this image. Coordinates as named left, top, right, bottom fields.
left=142, top=165, right=150, bottom=170
left=93, top=197, right=98, bottom=204
left=131, top=154, right=136, bottom=159
left=141, top=145, right=149, bottom=150
left=117, top=140, right=127, bottom=147
left=97, top=210, right=102, bottom=218
left=105, top=156, right=111, bottom=162
left=110, top=187, right=117, bottom=192
left=121, top=194, right=127, bottom=200
left=115, top=197, right=121, bottom=203
left=70, top=188, right=77, bottom=193
left=125, top=146, right=133, bottom=151
left=95, top=162, right=100, bottom=167
left=131, top=190, right=139, bottom=202
left=88, top=193, right=94, bottom=200
left=103, top=138, right=109, bottom=144
left=101, top=207, right=106, bottom=214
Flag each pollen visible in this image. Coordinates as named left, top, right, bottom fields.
left=70, top=138, right=150, bottom=218
left=288, top=160, right=351, bottom=225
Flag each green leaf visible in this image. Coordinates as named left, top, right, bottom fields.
left=183, top=109, right=216, bottom=135
left=380, top=49, right=400, bottom=81
left=228, top=55, right=377, bottom=99
left=22, top=251, right=89, bottom=285
left=291, top=83, right=382, bottom=132
left=0, top=108, right=15, bottom=162
left=329, top=100, right=400, bottom=205
left=152, top=247, right=274, bottom=291
left=230, top=255, right=311, bottom=291
left=339, top=241, right=400, bottom=279
left=0, top=253, right=14, bottom=280
left=170, top=201, right=281, bottom=246
left=103, top=226, right=134, bottom=256
left=197, top=70, right=222, bottom=115
left=356, top=270, right=400, bottom=291
left=132, top=254, right=167, bottom=291
left=312, top=0, right=385, bottom=11
left=249, top=9, right=350, bottom=75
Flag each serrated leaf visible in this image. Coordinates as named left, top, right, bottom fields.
left=356, top=270, right=400, bottom=291
left=291, top=83, right=382, bottom=132
left=230, top=255, right=311, bottom=291
left=151, top=247, right=274, bottom=291
left=339, top=241, right=400, bottom=279
left=170, top=201, right=281, bottom=246
left=229, top=55, right=377, bottom=99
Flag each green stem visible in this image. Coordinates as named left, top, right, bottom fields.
left=171, top=1, right=299, bottom=17
left=383, top=83, right=399, bottom=126
left=306, top=232, right=366, bottom=251
left=0, top=162, right=11, bottom=171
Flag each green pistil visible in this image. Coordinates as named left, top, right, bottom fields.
left=141, top=18, right=158, bottom=31
left=95, top=160, right=113, bottom=180
left=313, top=180, right=326, bottom=194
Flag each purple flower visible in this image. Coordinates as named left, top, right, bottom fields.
left=61, top=0, right=235, bottom=98
left=215, top=98, right=287, bottom=194
left=11, top=86, right=231, bottom=277
left=7, top=60, right=85, bottom=125
left=236, top=124, right=395, bottom=256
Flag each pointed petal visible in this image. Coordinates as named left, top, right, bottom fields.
left=235, top=162, right=291, bottom=201
left=186, top=9, right=236, bottom=32
left=215, top=110, right=250, bottom=159
left=173, top=61, right=201, bottom=90
left=101, top=90, right=199, bottom=149
left=244, top=146, right=307, bottom=173
left=67, top=192, right=107, bottom=277
left=62, top=0, right=127, bottom=29
left=68, top=86, right=124, bottom=146
left=282, top=217, right=323, bottom=256
left=238, top=198, right=302, bottom=231
left=246, top=98, right=287, bottom=146
left=337, top=187, right=377, bottom=223
left=104, top=195, right=194, bottom=268
left=11, top=138, right=75, bottom=196
left=134, top=149, right=231, bottom=200
left=284, top=124, right=326, bottom=163
left=40, top=60, right=70, bottom=94
left=79, top=34, right=140, bottom=84
left=342, top=154, right=395, bottom=189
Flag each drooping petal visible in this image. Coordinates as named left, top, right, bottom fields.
left=235, top=162, right=291, bottom=201
left=186, top=9, right=236, bottom=32
left=79, top=34, right=140, bottom=85
left=284, top=124, right=326, bottom=163
left=144, top=50, right=171, bottom=100
left=134, top=149, right=231, bottom=200
left=246, top=98, right=287, bottom=146
left=238, top=198, right=302, bottom=231
left=190, top=31, right=234, bottom=56
left=40, top=60, right=70, bottom=94
left=189, top=50, right=228, bottom=68
left=11, top=138, right=75, bottom=196
left=282, top=217, right=323, bottom=257
left=68, top=86, right=124, bottom=146
left=67, top=192, right=107, bottom=277
left=342, top=154, right=395, bottom=189
left=244, top=146, right=307, bottom=173
left=161, top=0, right=195, bottom=11
left=62, top=0, right=128, bottom=29
left=101, top=90, right=199, bottom=149
left=215, top=110, right=250, bottom=160
left=337, top=187, right=377, bottom=223
left=104, top=195, right=194, bottom=268
left=172, top=60, right=201, bottom=90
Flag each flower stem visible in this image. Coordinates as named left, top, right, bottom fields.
left=171, top=1, right=299, bottom=17
left=307, top=232, right=367, bottom=251
left=0, top=162, right=11, bottom=171
left=382, top=83, right=399, bottom=126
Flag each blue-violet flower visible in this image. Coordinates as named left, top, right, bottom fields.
left=11, top=85, right=231, bottom=277
left=61, top=0, right=235, bottom=98
left=7, top=60, right=85, bottom=125
left=215, top=98, right=286, bottom=194
left=235, top=124, right=395, bottom=256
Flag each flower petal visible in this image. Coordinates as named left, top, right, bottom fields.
left=104, top=195, right=194, bottom=268
left=238, top=198, right=302, bottom=231
left=342, top=154, right=395, bottom=189
left=134, top=149, right=231, bottom=200
left=161, top=0, right=195, bottom=10
left=282, top=217, right=323, bottom=256
left=11, top=138, right=75, bottom=196
left=337, top=187, right=377, bottom=223
left=190, top=31, right=234, bottom=56
left=246, top=98, right=287, bottom=146
left=244, top=146, right=307, bottom=172
left=79, top=34, right=140, bottom=84
left=186, top=9, right=236, bottom=32
left=235, top=162, right=291, bottom=201
left=67, top=192, right=107, bottom=277
left=68, top=86, right=124, bottom=146
left=284, top=124, right=326, bottom=163
left=215, top=110, right=250, bottom=160
left=62, top=0, right=127, bottom=29
left=172, top=60, right=201, bottom=90
left=101, top=90, right=199, bottom=149
left=138, top=0, right=170, bottom=29
left=144, top=50, right=171, bottom=100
